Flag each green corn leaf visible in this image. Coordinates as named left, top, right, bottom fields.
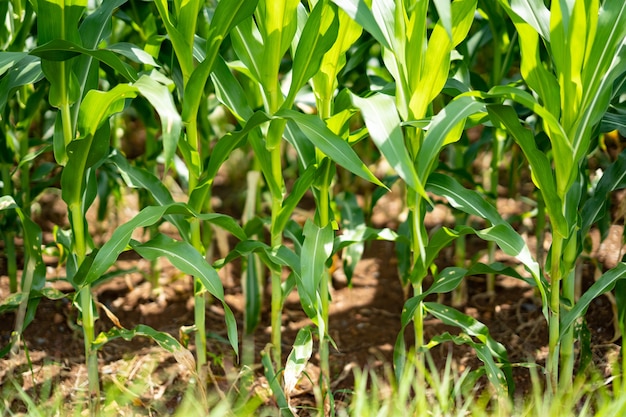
left=581, top=150, right=626, bottom=235
left=0, top=52, right=28, bottom=76
left=108, top=151, right=191, bottom=240
left=92, top=324, right=195, bottom=372
left=243, top=251, right=262, bottom=334
left=256, top=0, right=299, bottom=106
left=61, top=124, right=110, bottom=213
left=426, top=332, right=511, bottom=396
left=211, top=55, right=255, bottom=121
left=30, top=39, right=138, bottom=82
left=497, top=2, right=560, bottom=116
left=75, top=0, right=128, bottom=105
left=261, top=345, right=295, bottom=417
left=560, top=263, right=626, bottom=339
left=284, top=326, right=313, bottom=394
left=299, top=220, right=334, bottom=318
left=486, top=86, right=573, bottom=195
left=79, top=0, right=127, bottom=49
left=510, top=0, right=550, bottom=41
left=284, top=1, right=339, bottom=108
left=284, top=120, right=316, bottom=169
left=486, top=104, right=568, bottom=237
left=0, top=196, right=46, bottom=355
left=575, top=46, right=626, bottom=163
left=336, top=192, right=366, bottom=283
left=426, top=173, right=503, bottom=225
left=417, top=96, right=485, bottom=180
left=107, top=42, right=160, bottom=67
left=132, top=234, right=238, bottom=354
left=426, top=174, right=547, bottom=316
left=312, top=7, right=363, bottom=106
left=433, top=0, right=453, bottom=40
left=217, top=240, right=281, bottom=273
left=80, top=203, right=245, bottom=288
left=401, top=267, right=467, bottom=327
left=351, top=92, right=423, bottom=196
left=181, top=0, right=258, bottom=124
left=409, top=0, right=476, bottom=117
left=230, top=17, right=264, bottom=85
left=78, top=83, right=137, bottom=138
left=0, top=55, right=43, bottom=114
left=133, top=74, right=181, bottom=171
left=153, top=0, right=194, bottom=80
left=277, top=109, right=385, bottom=187
left=204, top=110, right=270, bottom=184
left=36, top=0, right=85, bottom=108
left=274, top=163, right=319, bottom=236
left=423, top=302, right=509, bottom=363
left=331, top=0, right=390, bottom=49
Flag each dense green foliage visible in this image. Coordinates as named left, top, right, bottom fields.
left=1, top=0, right=626, bottom=415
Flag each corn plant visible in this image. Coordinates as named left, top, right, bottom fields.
left=150, top=0, right=257, bottom=380
left=485, top=0, right=626, bottom=391
left=407, top=0, right=626, bottom=393
left=0, top=1, right=242, bottom=412
left=333, top=0, right=515, bottom=392
left=225, top=2, right=383, bottom=400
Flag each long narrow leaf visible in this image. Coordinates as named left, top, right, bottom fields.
left=132, top=234, right=238, bottom=354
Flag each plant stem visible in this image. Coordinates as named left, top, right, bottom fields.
left=316, top=153, right=333, bottom=404
left=186, top=117, right=211, bottom=378
left=2, top=165, right=18, bottom=293
left=560, top=236, right=578, bottom=389
left=548, top=233, right=563, bottom=392
left=266, top=118, right=287, bottom=369
left=410, top=190, right=426, bottom=394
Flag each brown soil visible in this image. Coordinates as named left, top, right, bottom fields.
left=0, top=186, right=621, bottom=415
